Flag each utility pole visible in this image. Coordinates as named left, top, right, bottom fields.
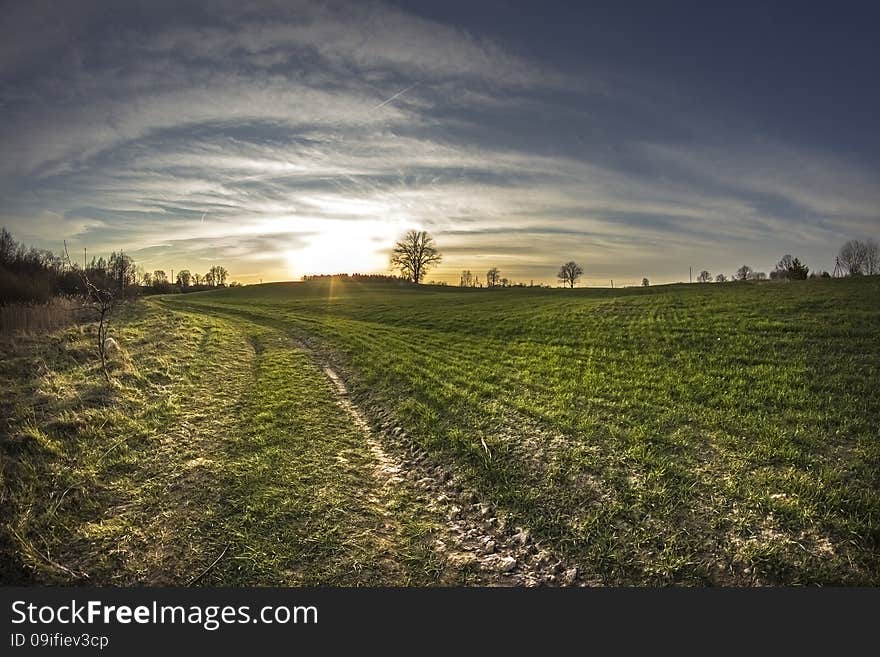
left=83, top=247, right=87, bottom=270
left=689, top=266, right=692, bottom=283
left=611, top=279, right=614, bottom=289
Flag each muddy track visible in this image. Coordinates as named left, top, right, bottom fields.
left=303, top=341, right=588, bottom=586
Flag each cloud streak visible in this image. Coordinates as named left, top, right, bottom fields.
left=0, top=0, right=877, bottom=285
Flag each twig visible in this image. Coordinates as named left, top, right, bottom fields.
left=188, top=544, right=229, bottom=586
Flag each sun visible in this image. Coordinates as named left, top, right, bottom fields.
left=286, top=220, right=406, bottom=279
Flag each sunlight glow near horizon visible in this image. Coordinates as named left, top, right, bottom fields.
left=285, top=218, right=412, bottom=279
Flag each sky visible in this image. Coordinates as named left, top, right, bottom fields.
left=1, top=0, right=878, bottom=286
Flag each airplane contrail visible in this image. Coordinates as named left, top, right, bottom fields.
left=371, top=81, right=420, bottom=110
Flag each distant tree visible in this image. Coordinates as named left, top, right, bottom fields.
left=839, top=239, right=868, bottom=275
left=500, top=277, right=509, bottom=288
left=715, top=273, right=727, bottom=283
left=773, top=254, right=808, bottom=280
left=229, top=280, right=242, bottom=287
left=752, top=271, right=767, bottom=281
left=142, top=271, right=153, bottom=287
left=207, top=265, right=228, bottom=286
left=193, top=272, right=203, bottom=286
left=153, top=270, right=168, bottom=284
left=204, top=269, right=215, bottom=286
left=390, top=230, right=441, bottom=284
left=486, top=267, right=501, bottom=288
left=459, top=270, right=474, bottom=287
left=557, top=261, right=584, bottom=288
left=865, top=238, right=880, bottom=275
left=788, top=257, right=808, bottom=280
left=735, top=265, right=753, bottom=281
left=0, top=227, right=15, bottom=264
left=821, top=271, right=831, bottom=278
left=176, top=269, right=192, bottom=287
left=697, top=270, right=711, bottom=283
left=642, top=277, right=649, bottom=287
left=108, top=251, right=136, bottom=294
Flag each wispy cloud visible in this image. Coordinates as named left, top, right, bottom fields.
left=0, top=0, right=877, bottom=284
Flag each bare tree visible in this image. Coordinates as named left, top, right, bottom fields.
left=735, top=265, right=753, bottom=281
left=486, top=267, right=501, bottom=288
left=715, top=273, right=727, bottom=283
left=459, top=270, right=474, bottom=287
left=865, top=238, right=880, bottom=275
left=205, top=265, right=228, bottom=287
left=557, top=261, right=583, bottom=288
left=642, top=277, right=649, bottom=287
left=390, top=230, right=442, bottom=284
left=63, top=242, right=115, bottom=382
left=839, top=240, right=868, bottom=275
left=696, top=270, right=711, bottom=283
left=176, top=269, right=192, bottom=287
left=153, top=270, right=168, bottom=284
left=108, top=251, right=136, bottom=295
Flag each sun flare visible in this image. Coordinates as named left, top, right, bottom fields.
left=286, top=219, right=410, bottom=279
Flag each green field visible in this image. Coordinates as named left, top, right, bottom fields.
left=2, top=277, right=878, bottom=585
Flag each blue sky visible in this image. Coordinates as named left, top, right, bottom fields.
left=1, top=0, right=878, bottom=285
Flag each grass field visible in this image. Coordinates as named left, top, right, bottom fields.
left=2, top=276, right=878, bottom=585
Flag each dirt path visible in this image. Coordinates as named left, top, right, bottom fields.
left=317, top=353, right=586, bottom=586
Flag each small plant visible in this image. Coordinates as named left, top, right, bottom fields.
left=63, top=242, right=116, bottom=381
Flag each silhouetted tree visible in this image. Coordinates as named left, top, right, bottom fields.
left=697, top=270, right=711, bottom=283
left=839, top=240, right=868, bottom=275
left=153, top=270, right=168, bottom=284
left=206, top=265, right=228, bottom=286
left=774, top=254, right=809, bottom=280
left=642, top=277, right=649, bottom=287
left=865, top=238, right=880, bottom=275
left=108, top=251, right=136, bottom=294
left=715, top=273, right=727, bottom=283
left=486, top=267, right=501, bottom=287
left=557, top=261, right=583, bottom=288
left=735, top=265, right=753, bottom=281
left=176, top=269, right=192, bottom=287
left=390, top=230, right=441, bottom=284
left=459, top=270, right=474, bottom=287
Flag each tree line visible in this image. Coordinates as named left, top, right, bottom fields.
left=0, top=227, right=239, bottom=305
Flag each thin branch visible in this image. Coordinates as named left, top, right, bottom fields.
left=188, top=544, right=230, bottom=586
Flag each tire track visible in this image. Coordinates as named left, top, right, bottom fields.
left=316, top=353, right=587, bottom=586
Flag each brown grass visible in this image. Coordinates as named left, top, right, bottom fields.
left=0, top=298, right=83, bottom=335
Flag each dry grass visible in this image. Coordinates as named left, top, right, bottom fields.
left=0, top=298, right=83, bottom=336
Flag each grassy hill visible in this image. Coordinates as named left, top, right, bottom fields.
left=2, top=277, right=878, bottom=585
